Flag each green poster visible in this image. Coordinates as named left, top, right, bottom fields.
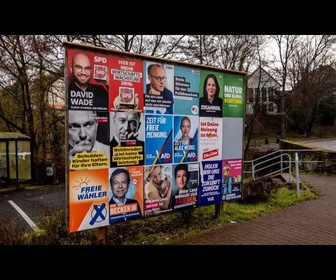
left=222, top=73, right=245, bottom=117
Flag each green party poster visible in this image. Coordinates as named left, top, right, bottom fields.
left=222, top=73, right=245, bottom=117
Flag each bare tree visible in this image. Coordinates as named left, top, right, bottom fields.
left=287, top=35, right=336, bottom=137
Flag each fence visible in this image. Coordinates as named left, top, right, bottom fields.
left=244, top=149, right=326, bottom=180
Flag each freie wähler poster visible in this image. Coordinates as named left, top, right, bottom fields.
left=68, top=169, right=109, bottom=233
left=67, top=49, right=109, bottom=111
left=108, top=165, right=144, bottom=223
left=199, top=160, right=222, bottom=206
left=198, top=117, right=223, bottom=161
left=173, top=115, right=198, bottom=163
left=143, top=163, right=173, bottom=217
left=222, top=159, right=243, bottom=201
left=223, top=73, right=245, bottom=117
left=145, top=114, right=173, bottom=165
left=172, top=162, right=199, bottom=210
left=173, top=66, right=200, bottom=116
left=109, top=55, right=144, bottom=113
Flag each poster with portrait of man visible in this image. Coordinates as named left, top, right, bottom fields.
left=67, top=49, right=109, bottom=111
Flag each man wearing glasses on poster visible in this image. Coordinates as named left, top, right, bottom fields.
left=145, top=63, right=173, bottom=114
left=68, top=52, right=108, bottom=111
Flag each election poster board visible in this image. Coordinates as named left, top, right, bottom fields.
left=64, top=41, right=246, bottom=233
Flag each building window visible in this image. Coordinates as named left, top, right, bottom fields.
left=268, top=87, right=274, bottom=101
left=247, top=88, right=254, bottom=103
left=261, top=88, right=267, bottom=102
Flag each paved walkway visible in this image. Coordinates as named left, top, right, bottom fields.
left=171, top=174, right=336, bottom=245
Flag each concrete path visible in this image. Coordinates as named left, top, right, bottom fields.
left=171, top=173, right=336, bottom=245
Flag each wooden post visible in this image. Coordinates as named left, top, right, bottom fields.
left=97, top=226, right=108, bottom=245
left=215, top=203, right=224, bottom=218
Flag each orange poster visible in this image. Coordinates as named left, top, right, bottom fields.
left=68, top=169, right=109, bottom=232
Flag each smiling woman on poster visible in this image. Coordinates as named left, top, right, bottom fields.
left=199, top=73, right=223, bottom=117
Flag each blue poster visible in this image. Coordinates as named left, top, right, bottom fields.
left=144, top=114, right=173, bottom=165
left=173, top=66, right=200, bottom=116
left=199, top=160, right=222, bottom=206
left=173, top=115, right=198, bottom=163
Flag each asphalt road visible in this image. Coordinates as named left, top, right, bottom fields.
left=0, top=185, right=65, bottom=233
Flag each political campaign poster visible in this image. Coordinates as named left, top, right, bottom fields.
left=69, top=111, right=110, bottom=171
left=173, top=115, right=198, bottom=163
left=222, top=159, right=243, bottom=201
left=144, top=164, right=173, bottom=216
left=67, top=49, right=109, bottom=111
left=173, top=66, right=200, bottom=116
left=199, top=160, right=222, bottom=206
left=68, top=169, right=109, bottom=233
left=109, top=56, right=144, bottom=113
left=223, top=73, right=245, bottom=117
left=108, top=166, right=144, bottom=223
left=144, top=61, right=174, bottom=114
left=222, top=117, right=244, bottom=159
left=110, top=111, right=145, bottom=167
left=145, top=114, right=173, bottom=165
left=199, top=70, right=224, bottom=118
left=198, top=116, right=223, bottom=161
left=171, top=163, right=199, bottom=210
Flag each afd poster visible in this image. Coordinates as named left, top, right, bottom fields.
left=69, top=111, right=110, bottom=171
left=223, top=73, right=245, bottom=117
left=68, top=169, right=109, bottom=233
left=173, top=115, right=198, bottom=163
left=173, top=66, right=200, bottom=116
left=199, top=70, right=223, bottom=118
left=143, top=61, right=174, bottom=114
left=198, top=117, right=223, bottom=161
left=67, top=49, right=109, bottom=111
left=145, top=114, right=173, bottom=165
left=108, top=166, right=144, bottom=223
left=199, top=160, right=222, bottom=206
left=144, top=164, right=173, bottom=216
left=222, top=159, right=243, bottom=201
left=109, top=56, right=144, bottom=112
left=171, top=163, right=199, bottom=210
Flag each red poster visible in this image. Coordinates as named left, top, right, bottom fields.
left=109, top=56, right=144, bottom=112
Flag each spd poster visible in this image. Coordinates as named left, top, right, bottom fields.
left=67, top=49, right=109, bottom=111
left=109, top=56, right=144, bottom=112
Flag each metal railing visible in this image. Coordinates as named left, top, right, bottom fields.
left=244, top=149, right=325, bottom=181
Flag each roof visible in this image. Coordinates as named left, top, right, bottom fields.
left=0, top=132, right=30, bottom=140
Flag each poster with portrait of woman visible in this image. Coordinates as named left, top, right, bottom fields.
left=173, top=115, right=198, bottom=163
left=171, top=163, right=199, bottom=210
left=199, top=70, right=223, bottom=118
